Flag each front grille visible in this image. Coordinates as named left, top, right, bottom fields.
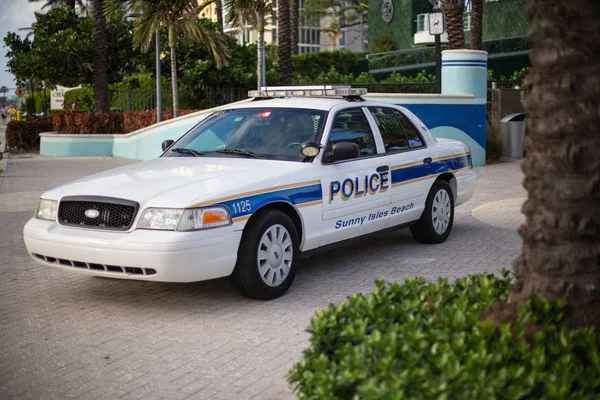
left=32, top=253, right=157, bottom=276
left=58, top=196, right=139, bottom=231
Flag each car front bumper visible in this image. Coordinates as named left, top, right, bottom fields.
left=23, top=218, right=242, bottom=283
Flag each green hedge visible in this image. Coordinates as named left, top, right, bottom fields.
left=289, top=272, right=600, bottom=399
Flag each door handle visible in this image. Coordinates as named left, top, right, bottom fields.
left=423, top=157, right=433, bottom=164
left=376, top=165, right=389, bottom=172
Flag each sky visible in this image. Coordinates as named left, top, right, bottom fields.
left=0, top=0, right=44, bottom=90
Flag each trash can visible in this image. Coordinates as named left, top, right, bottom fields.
left=500, top=113, right=526, bottom=159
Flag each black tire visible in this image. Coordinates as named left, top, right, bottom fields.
left=232, top=208, right=299, bottom=300
left=410, top=179, right=454, bottom=244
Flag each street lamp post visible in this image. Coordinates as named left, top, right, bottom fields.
left=155, top=30, right=162, bottom=123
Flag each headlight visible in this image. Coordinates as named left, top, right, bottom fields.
left=177, top=207, right=231, bottom=231
left=137, top=208, right=184, bottom=230
left=137, top=206, right=231, bottom=231
left=36, top=199, right=58, bottom=221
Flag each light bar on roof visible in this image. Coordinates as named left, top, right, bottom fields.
left=248, top=85, right=368, bottom=98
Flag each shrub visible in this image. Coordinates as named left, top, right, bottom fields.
left=6, top=118, right=54, bottom=151
left=25, top=97, right=36, bottom=115
left=292, top=50, right=367, bottom=79
left=288, top=272, right=600, bottom=399
left=371, top=35, right=398, bottom=53
left=52, top=111, right=123, bottom=134
left=53, top=109, right=199, bottom=134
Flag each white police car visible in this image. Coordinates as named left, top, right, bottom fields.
left=23, top=86, right=476, bottom=299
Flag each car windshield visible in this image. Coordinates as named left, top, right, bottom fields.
left=164, top=107, right=327, bottom=162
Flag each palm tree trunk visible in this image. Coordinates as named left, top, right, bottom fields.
left=443, top=0, right=465, bottom=49
left=91, top=0, right=109, bottom=112
left=470, top=0, right=483, bottom=50
left=257, top=14, right=265, bottom=89
left=278, top=0, right=292, bottom=85
left=215, top=0, right=224, bottom=32
left=506, top=0, right=600, bottom=329
left=168, top=26, right=179, bottom=118
left=290, top=0, right=299, bottom=55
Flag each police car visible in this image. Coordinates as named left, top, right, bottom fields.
left=23, top=86, right=476, bottom=300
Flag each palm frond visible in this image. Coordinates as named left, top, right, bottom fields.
left=178, top=18, right=229, bottom=68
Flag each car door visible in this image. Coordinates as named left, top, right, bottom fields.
left=319, top=107, right=391, bottom=246
left=366, top=106, right=432, bottom=227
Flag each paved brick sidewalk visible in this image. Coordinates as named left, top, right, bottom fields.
left=0, top=155, right=526, bottom=399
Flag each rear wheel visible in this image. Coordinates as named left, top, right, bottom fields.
left=232, top=209, right=299, bottom=300
left=410, top=179, right=454, bottom=244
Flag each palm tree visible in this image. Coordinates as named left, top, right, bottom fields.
left=290, top=0, right=299, bottom=55
left=470, top=0, right=483, bottom=50
left=278, top=0, right=293, bottom=85
left=444, top=0, right=465, bottom=49
left=224, top=0, right=273, bottom=89
left=215, top=0, right=224, bottom=32
left=490, top=0, right=600, bottom=328
left=110, top=0, right=228, bottom=117
left=92, top=0, right=110, bottom=112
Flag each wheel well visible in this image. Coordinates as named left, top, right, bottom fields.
left=246, top=202, right=304, bottom=245
left=436, top=172, right=457, bottom=201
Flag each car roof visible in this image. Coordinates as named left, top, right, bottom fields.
left=228, top=97, right=357, bottom=111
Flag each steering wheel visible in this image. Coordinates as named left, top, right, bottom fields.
left=286, top=142, right=302, bottom=149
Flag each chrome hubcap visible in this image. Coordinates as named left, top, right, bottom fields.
left=432, top=188, right=451, bottom=235
left=257, top=224, right=293, bottom=287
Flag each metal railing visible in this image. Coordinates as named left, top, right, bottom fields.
left=368, top=36, right=529, bottom=73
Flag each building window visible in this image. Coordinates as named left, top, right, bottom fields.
left=416, top=14, right=428, bottom=32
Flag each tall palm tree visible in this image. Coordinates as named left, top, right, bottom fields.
left=444, top=0, right=465, bottom=49
left=290, top=0, right=299, bottom=55
left=224, top=0, right=272, bottom=89
left=278, top=0, right=293, bottom=85
left=498, top=0, right=600, bottom=328
left=470, top=0, right=483, bottom=50
left=92, top=0, right=110, bottom=112
left=215, top=0, right=224, bottom=32
left=109, top=0, right=228, bottom=117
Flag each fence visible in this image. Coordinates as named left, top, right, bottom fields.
left=109, top=85, right=251, bottom=113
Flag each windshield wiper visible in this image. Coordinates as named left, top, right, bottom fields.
left=171, top=148, right=205, bottom=157
left=215, top=148, right=264, bottom=159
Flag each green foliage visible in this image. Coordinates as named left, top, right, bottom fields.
left=292, top=50, right=366, bottom=79
left=371, top=35, right=398, bottom=53
left=64, top=87, right=94, bottom=111
left=289, top=272, right=600, bottom=399
left=25, top=97, right=36, bottom=115
left=508, top=67, right=530, bottom=83
left=6, top=118, right=53, bottom=151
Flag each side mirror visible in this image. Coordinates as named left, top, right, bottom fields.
left=300, top=141, right=321, bottom=157
left=161, top=139, right=174, bottom=152
left=325, top=142, right=360, bottom=163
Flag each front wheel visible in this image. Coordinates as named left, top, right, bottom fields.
left=232, top=209, right=299, bottom=300
left=410, top=179, right=454, bottom=244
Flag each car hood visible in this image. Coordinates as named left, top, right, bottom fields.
left=42, top=157, right=314, bottom=208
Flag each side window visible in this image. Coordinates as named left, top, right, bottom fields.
left=368, top=107, right=425, bottom=152
left=368, top=107, right=409, bottom=152
left=400, top=112, right=425, bottom=148
left=327, top=108, right=377, bottom=158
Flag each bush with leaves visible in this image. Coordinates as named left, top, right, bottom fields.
left=6, top=118, right=54, bottom=151
left=52, top=110, right=198, bottom=134
left=289, top=272, right=600, bottom=399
